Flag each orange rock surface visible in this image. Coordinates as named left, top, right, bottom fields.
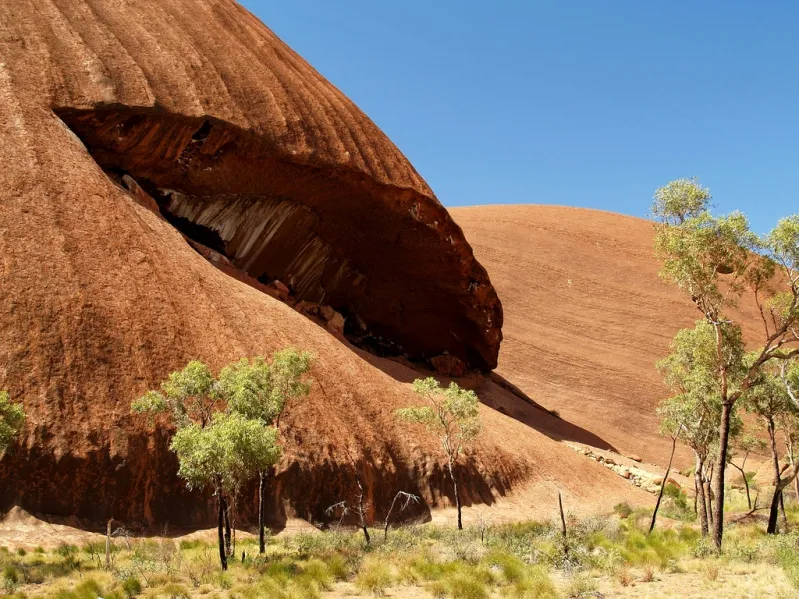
left=452, top=205, right=771, bottom=467
left=0, top=1, right=647, bottom=527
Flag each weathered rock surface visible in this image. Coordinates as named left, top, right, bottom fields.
left=453, top=206, right=771, bottom=467
left=0, top=0, right=650, bottom=529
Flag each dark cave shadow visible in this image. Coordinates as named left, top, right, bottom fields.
left=347, top=344, right=618, bottom=453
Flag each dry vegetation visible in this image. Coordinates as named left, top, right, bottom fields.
left=3, top=493, right=799, bottom=599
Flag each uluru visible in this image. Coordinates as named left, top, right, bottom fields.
left=1, top=1, right=798, bottom=597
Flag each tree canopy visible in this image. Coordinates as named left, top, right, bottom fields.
left=131, top=360, right=219, bottom=428
left=396, top=377, right=481, bottom=460
left=0, top=391, right=25, bottom=453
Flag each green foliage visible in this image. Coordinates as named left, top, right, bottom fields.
left=170, top=411, right=280, bottom=493
left=396, top=377, right=481, bottom=462
left=132, top=360, right=218, bottom=428
left=657, top=320, right=744, bottom=455
left=122, top=576, right=142, bottom=598
left=2, top=565, right=19, bottom=593
left=159, top=583, right=190, bottom=598
left=651, top=177, right=712, bottom=225
left=654, top=196, right=759, bottom=317
left=354, top=557, right=393, bottom=596
left=438, top=574, right=489, bottom=599
left=0, top=391, right=25, bottom=453
left=744, top=361, right=796, bottom=424
left=218, top=349, right=312, bottom=426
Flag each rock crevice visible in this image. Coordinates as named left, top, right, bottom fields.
left=56, top=107, right=502, bottom=370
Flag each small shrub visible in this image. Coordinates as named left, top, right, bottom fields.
left=613, top=503, right=633, bottom=519
left=34, top=546, right=45, bottom=554
left=562, top=572, right=598, bottom=598
left=15, top=548, right=25, bottom=557
left=641, top=565, right=654, bottom=582
left=300, top=559, right=332, bottom=591
left=355, top=558, right=393, bottom=596
left=160, top=583, right=190, bottom=599
left=122, top=576, right=143, bottom=598
left=615, top=566, right=631, bottom=587
left=216, top=573, right=234, bottom=590
left=55, top=543, right=81, bottom=570
left=445, top=575, right=488, bottom=599
left=178, top=539, right=203, bottom=551
left=502, top=566, right=558, bottom=599
left=700, top=561, right=719, bottom=582
left=325, top=554, right=349, bottom=581
left=2, top=565, right=19, bottom=593
left=483, top=551, right=525, bottom=583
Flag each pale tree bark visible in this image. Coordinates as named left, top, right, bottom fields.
left=695, top=455, right=708, bottom=536
left=711, top=401, right=732, bottom=549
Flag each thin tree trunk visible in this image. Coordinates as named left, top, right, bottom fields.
left=712, top=402, right=733, bottom=550
left=695, top=455, right=708, bottom=536
left=353, top=470, right=370, bottom=545
left=217, top=493, right=228, bottom=571
left=790, top=437, right=799, bottom=501
left=105, top=519, right=113, bottom=570
left=780, top=492, right=789, bottom=532
left=558, top=491, right=569, bottom=559
left=705, top=479, right=714, bottom=529
left=258, top=471, right=266, bottom=554
left=650, top=434, right=678, bottom=534
left=767, top=418, right=783, bottom=534
left=223, top=495, right=232, bottom=557
left=231, top=494, right=237, bottom=558
left=448, top=461, right=462, bottom=530
left=769, top=466, right=799, bottom=534
left=728, top=461, right=751, bottom=510
left=767, top=488, right=782, bottom=534
left=742, top=467, right=752, bottom=511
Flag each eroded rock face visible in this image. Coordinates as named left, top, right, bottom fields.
left=0, top=0, right=507, bottom=526
left=56, top=108, right=502, bottom=369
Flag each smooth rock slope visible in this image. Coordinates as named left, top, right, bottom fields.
left=452, top=205, right=770, bottom=467
left=0, top=0, right=647, bottom=527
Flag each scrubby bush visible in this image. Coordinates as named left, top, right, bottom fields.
left=355, top=558, right=393, bottom=596
left=613, top=502, right=633, bottom=519
left=122, top=576, right=142, bottom=598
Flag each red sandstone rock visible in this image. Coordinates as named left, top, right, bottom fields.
left=0, top=0, right=650, bottom=528
left=431, top=354, right=469, bottom=377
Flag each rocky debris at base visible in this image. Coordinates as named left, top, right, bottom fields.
left=567, top=444, right=675, bottom=494
left=295, top=301, right=347, bottom=335
left=430, top=354, right=469, bottom=377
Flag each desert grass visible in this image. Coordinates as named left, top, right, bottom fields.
left=2, top=500, right=799, bottom=599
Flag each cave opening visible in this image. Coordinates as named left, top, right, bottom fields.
left=54, top=106, right=502, bottom=374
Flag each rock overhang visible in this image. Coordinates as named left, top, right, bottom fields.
left=56, top=106, right=503, bottom=371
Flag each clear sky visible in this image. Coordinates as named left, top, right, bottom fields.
left=240, top=1, right=797, bottom=233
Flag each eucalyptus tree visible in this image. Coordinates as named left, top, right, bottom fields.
left=396, top=377, right=481, bottom=530
left=132, top=356, right=294, bottom=563
left=743, top=362, right=795, bottom=532
left=170, top=411, right=280, bottom=570
left=657, top=320, right=744, bottom=536
left=0, top=391, right=25, bottom=453
left=217, top=349, right=312, bottom=553
left=652, top=179, right=799, bottom=549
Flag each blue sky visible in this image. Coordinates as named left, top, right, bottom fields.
left=240, top=1, right=798, bottom=233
